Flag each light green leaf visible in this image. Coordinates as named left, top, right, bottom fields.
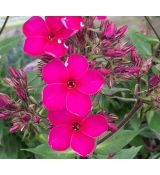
left=112, top=146, right=142, bottom=159
left=0, top=35, right=23, bottom=54
left=134, top=32, right=159, bottom=44
left=95, top=130, right=139, bottom=155
left=128, top=30, right=152, bottom=58
left=22, top=144, right=76, bottom=159
left=146, top=110, right=160, bottom=133
left=101, top=85, right=131, bottom=96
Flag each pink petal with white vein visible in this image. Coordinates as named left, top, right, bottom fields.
left=23, top=37, right=47, bottom=56
left=77, top=69, right=105, bottom=95
left=62, top=16, right=84, bottom=30
left=42, top=58, right=69, bottom=84
left=42, top=83, right=67, bottom=111
left=66, top=89, right=92, bottom=117
left=81, top=114, right=108, bottom=137
left=44, top=39, right=68, bottom=58
left=71, top=132, right=95, bottom=157
left=49, top=126, right=72, bottom=151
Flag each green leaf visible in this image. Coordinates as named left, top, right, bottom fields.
left=101, top=85, right=131, bottom=96
left=146, top=110, right=160, bottom=133
left=0, top=35, right=23, bottom=55
left=112, top=146, right=142, bottom=159
left=134, top=32, right=159, bottom=44
left=128, top=30, right=152, bottom=58
left=22, top=144, right=76, bottom=159
left=95, top=130, right=139, bottom=155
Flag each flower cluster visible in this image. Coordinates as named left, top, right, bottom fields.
left=1, top=16, right=158, bottom=158
left=22, top=16, right=109, bottom=157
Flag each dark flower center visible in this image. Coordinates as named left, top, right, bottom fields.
left=67, top=79, right=76, bottom=88
left=72, top=122, right=81, bottom=131
left=48, top=32, right=55, bottom=41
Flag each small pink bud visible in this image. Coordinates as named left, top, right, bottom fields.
left=105, top=22, right=116, bottom=38
left=0, top=93, right=11, bottom=109
left=0, top=112, right=11, bottom=119
left=140, top=57, right=152, bottom=74
left=8, top=66, right=18, bottom=78
left=125, top=66, right=140, bottom=74
left=21, top=114, right=30, bottom=121
left=108, top=122, right=118, bottom=131
left=149, top=75, right=160, bottom=87
left=130, top=49, right=142, bottom=66
left=115, top=25, right=128, bottom=39
left=33, top=116, right=40, bottom=123
left=99, top=67, right=110, bottom=75
left=105, top=49, right=126, bottom=57
left=114, top=66, right=126, bottom=73
left=9, top=124, right=20, bottom=133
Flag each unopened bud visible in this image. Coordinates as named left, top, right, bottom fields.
left=105, top=22, right=116, bottom=38
left=140, top=57, right=152, bottom=74
left=125, top=66, right=140, bottom=74
left=149, top=74, right=160, bottom=88
left=99, top=67, right=110, bottom=75
left=108, top=122, right=118, bottom=131
left=9, top=124, right=20, bottom=133
left=115, top=25, right=128, bottom=39
left=105, top=49, right=126, bottom=57
left=21, top=114, right=30, bottom=121
left=33, top=116, right=40, bottom=124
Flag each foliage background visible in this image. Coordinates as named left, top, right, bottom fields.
left=0, top=16, right=160, bottom=159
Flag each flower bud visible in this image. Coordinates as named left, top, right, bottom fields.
left=140, top=57, right=152, bottom=74
left=8, top=66, right=18, bottom=79
left=114, top=66, right=126, bottom=73
left=115, top=25, right=128, bottom=39
left=108, top=122, right=118, bottom=131
left=0, top=93, right=11, bottom=109
left=96, top=16, right=107, bottom=20
left=149, top=75, right=160, bottom=88
left=0, top=112, right=11, bottom=119
left=105, top=49, right=126, bottom=57
left=9, top=124, right=20, bottom=133
left=21, top=114, right=30, bottom=121
left=125, top=66, right=140, bottom=74
left=130, top=49, right=142, bottom=67
left=33, top=116, right=40, bottom=123
left=99, top=67, right=110, bottom=75
left=105, top=22, right=116, bottom=38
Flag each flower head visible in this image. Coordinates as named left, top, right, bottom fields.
left=23, top=16, right=84, bottom=57
left=42, top=54, right=104, bottom=116
left=48, top=108, right=108, bottom=157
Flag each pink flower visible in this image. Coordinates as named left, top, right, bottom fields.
left=48, top=108, right=108, bottom=157
left=23, top=16, right=84, bottom=57
left=42, top=54, right=104, bottom=116
left=96, top=16, right=107, bottom=20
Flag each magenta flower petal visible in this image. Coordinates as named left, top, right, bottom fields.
left=96, top=16, right=107, bottom=20
left=66, top=90, right=92, bottom=117
left=42, top=83, right=67, bottom=111
left=23, top=37, right=47, bottom=56
left=81, top=114, right=108, bottom=137
left=77, top=70, right=105, bottom=95
left=45, top=16, right=64, bottom=33
left=42, top=59, right=69, bottom=84
left=62, top=16, right=84, bottom=30
left=49, top=126, right=72, bottom=151
left=48, top=108, right=74, bottom=126
left=71, top=132, right=95, bottom=157
left=44, top=39, right=68, bottom=58
left=66, top=54, right=89, bottom=79
left=23, top=16, right=48, bottom=37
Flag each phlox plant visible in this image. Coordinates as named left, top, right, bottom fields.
left=0, top=16, right=160, bottom=159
